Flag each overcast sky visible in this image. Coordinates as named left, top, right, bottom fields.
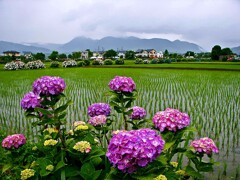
left=0, top=0, right=239, bottom=51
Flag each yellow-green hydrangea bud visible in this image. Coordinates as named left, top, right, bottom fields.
left=44, top=139, right=58, bottom=146
left=73, top=141, right=91, bottom=153
left=30, top=161, right=37, bottom=168
left=176, top=170, right=187, bottom=176
left=44, top=128, right=58, bottom=134
left=46, top=165, right=54, bottom=171
left=20, top=169, right=35, bottom=180
left=74, top=125, right=88, bottom=131
left=153, top=174, right=167, bottom=180
left=170, top=161, right=178, bottom=168
left=32, top=146, right=37, bottom=151
left=74, top=121, right=86, bottom=127
left=68, top=130, right=74, bottom=135
left=44, top=135, right=52, bottom=140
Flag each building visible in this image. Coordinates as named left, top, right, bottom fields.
left=3, top=50, right=20, bottom=57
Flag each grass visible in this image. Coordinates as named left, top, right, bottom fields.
left=0, top=66, right=240, bottom=178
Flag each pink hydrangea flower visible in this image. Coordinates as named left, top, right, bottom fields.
left=88, top=103, right=111, bottom=117
left=106, top=128, right=165, bottom=173
left=32, top=76, right=65, bottom=96
left=129, top=106, right=146, bottom=120
left=108, top=76, right=136, bottom=93
left=88, top=115, right=107, bottom=126
left=20, top=92, right=41, bottom=110
left=191, top=137, right=219, bottom=154
left=152, top=108, right=190, bottom=132
left=2, top=134, right=26, bottom=149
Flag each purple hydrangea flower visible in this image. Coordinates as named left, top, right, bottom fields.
left=106, top=128, right=165, bottom=173
left=88, top=115, right=107, bottom=126
left=191, top=137, right=219, bottom=154
left=88, top=103, right=111, bottom=117
left=32, top=76, right=66, bottom=96
left=20, top=92, right=41, bottom=110
left=2, top=134, right=26, bottom=149
left=108, top=76, right=136, bottom=93
left=152, top=108, right=190, bottom=132
left=129, top=106, right=147, bottom=120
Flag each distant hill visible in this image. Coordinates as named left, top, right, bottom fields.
left=231, top=46, right=240, bottom=55
left=0, top=41, right=51, bottom=54
left=57, top=36, right=204, bottom=53
left=0, top=36, right=205, bottom=54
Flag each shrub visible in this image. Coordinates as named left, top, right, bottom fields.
left=165, top=59, right=172, bottom=64
left=84, top=60, right=90, bottom=66
left=143, top=60, right=150, bottom=64
left=92, top=60, right=103, bottom=65
left=134, top=58, right=143, bottom=64
left=104, top=59, right=113, bottom=65
left=4, top=61, right=25, bottom=70
left=26, top=60, right=45, bottom=69
left=158, top=59, right=165, bottom=64
left=77, top=61, right=85, bottom=67
left=115, top=59, right=124, bottom=65
left=150, top=59, right=158, bottom=64
left=62, top=60, right=77, bottom=68
left=50, top=61, right=60, bottom=68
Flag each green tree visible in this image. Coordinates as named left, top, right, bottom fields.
left=185, top=51, right=195, bottom=57
left=125, top=50, right=135, bottom=60
left=164, top=49, right=169, bottom=57
left=58, top=53, right=67, bottom=60
left=68, top=54, right=73, bottom=59
left=211, top=45, right=221, bottom=60
left=86, top=49, right=93, bottom=58
left=34, top=52, right=45, bottom=60
left=103, top=49, right=117, bottom=59
left=48, top=51, right=59, bottom=60
left=221, top=48, right=233, bottom=55
left=72, top=52, right=81, bottom=60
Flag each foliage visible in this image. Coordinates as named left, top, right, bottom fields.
left=185, top=51, right=195, bottom=57
left=34, top=52, right=45, bottom=61
left=72, top=51, right=81, bottom=60
left=221, top=48, right=233, bottom=56
left=26, top=60, right=45, bottom=69
left=48, top=51, right=59, bottom=61
left=62, top=60, right=77, bottom=68
left=164, top=49, right=169, bottom=57
left=84, top=60, right=90, bottom=66
left=77, top=61, right=86, bottom=67
left=134, top=58, right=143, bottom=64
left=104, top=59, right=113, bottom=65
left=103, top=49, right=117, bottom=59
left=211, top=45, right=221, bottom=60
left=58, top=53, right=67, bottom=60
left=50, top=61, right=60, bottom=68
left=85, top=49, right=93, bottom=58
left=143, top=60, right=150, bottom=64
left=150, top=58, right=158, bottom=64
left=125, top=50, right=135, bottom=60
left=115, top=59, right=124, bottom=65
left=92, top=60, right=103, bottom=65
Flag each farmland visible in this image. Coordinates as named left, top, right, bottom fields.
left=0, top=65, right=240, bottom=178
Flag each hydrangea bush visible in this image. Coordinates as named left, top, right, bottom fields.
left=26, top=60, right=45, bottom=69
left=62, top=60, right=77, bottom=67
left=0, top=75, right=219, bottom=180
left=4, top=60, right=25, bottom=70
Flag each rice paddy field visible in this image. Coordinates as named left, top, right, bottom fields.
left=0, top=66, right=240, bottom=179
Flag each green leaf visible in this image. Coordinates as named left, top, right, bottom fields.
left=91, top=157, right=102, bottom=167
left=164, top=140, right=176, bottom=151
left=25, top=113, right=38, bottom=119
left=198, top=162, right=214, bottom=172
left=185, top=165, right=202, bottom=179
left=55, top=100, right=73, bottom=114
left=35, top=107, right=52, bottom=115
left=124, top=100, right=133, bottom=108
left=114, top=106, right=122, bottom=113
left=80, top=162, right=95, bottom=180
left=55, top=160, right=66, bottom=172
left=92, top=170, right=102, bottom=180
left=2, top=164, right=12, bottom=174
left=65, top=166, right=80, bottom=177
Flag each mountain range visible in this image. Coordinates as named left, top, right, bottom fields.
left=0, top=36, right=239, bottom=54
